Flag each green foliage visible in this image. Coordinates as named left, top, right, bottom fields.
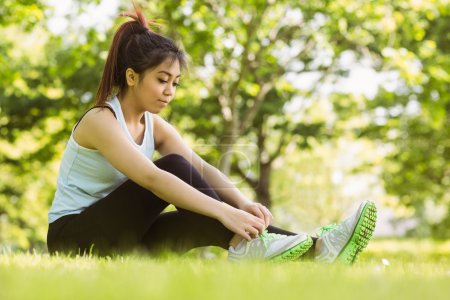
left=0, top=0, right=114, bottom=249
left=343, top=0, right=450, bottom=237
left=0, top=0, right=45, bottom=30
left=1, top=0, right=450, bottom=251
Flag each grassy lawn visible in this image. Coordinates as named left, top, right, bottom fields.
left=1, top=239, right=449, bottom=300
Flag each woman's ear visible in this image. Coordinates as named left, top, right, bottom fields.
left=125, top=68, right=139, bottom=86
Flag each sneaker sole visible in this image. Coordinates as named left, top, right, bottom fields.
left=270, top=236, right=313, bottom=262
left=336, top=201, right=377, bottom=265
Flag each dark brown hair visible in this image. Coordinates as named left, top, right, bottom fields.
left=95, top=3, right=186, bottom=105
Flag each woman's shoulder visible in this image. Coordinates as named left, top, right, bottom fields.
left=86, top=106, right=116, bottom=119
left=152, top=114, right=177, bottom=137
left=79, top=106, right=117, bottom=131
left=73, top=107, right=118, bottom=150
left=152, top=114, right=185, bottom=152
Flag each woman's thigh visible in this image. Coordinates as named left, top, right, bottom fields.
left=47, top=154, right=218, bottom=255
left=48, top=179, right=169, bottom=255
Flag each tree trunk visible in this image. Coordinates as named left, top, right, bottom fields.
left=255, top=162, right=272, bottom=208
left=218, top=121, right=239, bottom=175
left=218, top=138, right=234, bottom=176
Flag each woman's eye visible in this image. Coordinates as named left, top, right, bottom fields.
left=158, top=79, right=180, bottom=87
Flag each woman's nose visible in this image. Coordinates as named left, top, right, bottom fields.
left=163, top=85, right=174, bottom=96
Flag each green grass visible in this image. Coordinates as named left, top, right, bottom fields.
left=1, top=239, right=449, bottom=300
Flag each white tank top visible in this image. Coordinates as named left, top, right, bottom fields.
left=48, top=97, right=155, bottom=223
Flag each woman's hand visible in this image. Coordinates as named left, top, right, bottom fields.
left=239, top=202, right=273, bottom=229
left=218, top=203, right=266, bottom=241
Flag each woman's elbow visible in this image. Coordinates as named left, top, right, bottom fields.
left=138, top=165, right=162, bottom=192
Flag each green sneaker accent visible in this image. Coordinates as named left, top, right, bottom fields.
left=315, top=201, right=377, bottom=265
left=316, top=223, right=339, bottom=237
left=336, top=201, right=377, bottom=264
left=270, top=235, right=313, bottom=262
left=228, top=230, right=313, bottom=262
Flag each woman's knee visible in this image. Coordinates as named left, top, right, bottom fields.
left=154, top=153, right=220, bottom=196
left=154, top=154, right=192, bottom=172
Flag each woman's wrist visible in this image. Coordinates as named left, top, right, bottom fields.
left=214, top=201, right=233, bottom=221
left=236, top=198, right=252, bottom=210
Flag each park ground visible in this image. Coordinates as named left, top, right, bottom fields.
left=1, top=239, right=449, bottom=300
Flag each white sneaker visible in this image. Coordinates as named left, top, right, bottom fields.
left=315, top=201, right=377, bottom=264
left=228, top=230, right=313, bottom=262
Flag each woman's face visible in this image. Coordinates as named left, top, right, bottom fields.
left=129, top=58, right=181, bottom=114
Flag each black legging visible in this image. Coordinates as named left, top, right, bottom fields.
left=47, top=154, right=302, bottom=256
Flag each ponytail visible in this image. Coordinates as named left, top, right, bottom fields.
left=95, top=2, right=186, bottom=105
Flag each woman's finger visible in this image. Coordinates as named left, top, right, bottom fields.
left=255, top=214, right=266, bottom=228
left=259, top=205, right=269, bottom=227
left=241, top=230, right=252, bottom=241
left=259, top=204, right=273, bottom=218
left=251, top=205, right=265, bottom=221
left=251, top=218, right=265, bottom=234
left=256, top=204, right=270, bottom=227
left=247, top=211, right=264, bottom=225
left=246, top=225, right=259, bottom=238
left=263, top=206, right=272, bottom=226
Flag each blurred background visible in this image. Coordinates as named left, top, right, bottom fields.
left=0, top=0, right=449, bottom=251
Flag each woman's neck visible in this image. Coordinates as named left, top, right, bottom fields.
left=118, top=93, right=145, bottom=125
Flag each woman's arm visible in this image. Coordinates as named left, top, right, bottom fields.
left=153, top=115, right=273, bottom=227
left=74, top=108, right=265, bottom=240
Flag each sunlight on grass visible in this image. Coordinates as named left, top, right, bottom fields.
left=1, top=239, right=449, bottom=300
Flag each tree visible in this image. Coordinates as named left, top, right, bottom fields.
left=2, top=0, right=449, bottom=251
left=0, top=0, right=118, bottom=250
left=148, top=0, right=431, bottom=210
left=351, top=0, right=450, bottom=237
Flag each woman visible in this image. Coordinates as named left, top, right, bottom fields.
left=47, top=4, right=376, bottom=263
